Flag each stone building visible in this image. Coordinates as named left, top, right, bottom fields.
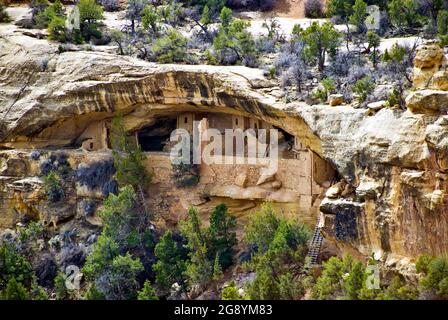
left=76, top=120, right=109, bottom=151
left=75, top=112, right=336, bottom=216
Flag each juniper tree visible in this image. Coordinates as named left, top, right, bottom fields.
left=367, top=30, right=381, bottom=68
left=77, top=0, right=104, bottom=40
left=137, top=280, right=159, bottom=300
left=212, top=7, right=256, bottom=66
left=180, top=207, right=213, bottom=289
left=153, top=231, right=188, bottom=291
left=349, top=0, right=367, bottom=32
left=208, top=204, right=237, bottom=270
left=141, top=4, right=161, bottom=35
left=302, top=22, right=341, bottom=71
left=110, top=115, right=149, bottom=190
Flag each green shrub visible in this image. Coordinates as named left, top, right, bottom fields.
left=180, top=207, right=213, bottom=289
left=43, top=171, right=64, bottom=202
left=386, top=88, right=401, bottom=108
left=83, top=186, right=155, bottom=299
left=348, top=0, right=367, bottom=31
left=48, top=16, right=67, bottom=42
left=244, top=203, right=280, bottom=252
left=35, top=0, right=64, bottom=29
left=19, top=221, right=44, bottom=242
left=212, top=7, right=257, bottom=66
left=388, top=0, right=420, bottom=32
left=205, top=49, right=218, bottom=65
left=137, top=280, right=158, bottom=300
left=85, top=284, right=105, bottom=300
left=77, top=0, right=103, bottom=41
left=54, top=272, right=68, bottom=300
left=0, top=242, right=34, bottom=291
left=153, top=230, right=187, bottom=290
left=438, top=10, right=448, bottom=35
left=178, top=203, right=238, bottom=291
left=312, top=255, right=363, bottom=299
left=312, top=77, right=336, bottom=102
left=322, top=77, right=336, bottom=96
left=244, top=203, right=310, bottom=300
left=374, top=276, right=418, bottom=300
left=221, top=281, right=245, bottom=300
left=141, top=4, right=161, bottom=34
left=439, top=34, right=448, bottom=47
left=151, top=29, right=189, bottom=63
left=29, top=282, right=49, bottom=300
left=110, top=115, right=150, bottom=190
left=267, top=66, right=276, bottom=79
left=208, top=204, right=237, bottom=270
left=367, top=30, right=381, bottom=67
left=1, top=277, right=30, bottom=300
left=419, top=255, right=448, bottom=299
left=30, top=0, right=50, bottom=24
left=353, top=76, right=375, bottom=102
left=302, top=22, right=341, bottom=71
left=382, top=43, right=407, bottom=64
left=313, top=255, right=418, bottom=300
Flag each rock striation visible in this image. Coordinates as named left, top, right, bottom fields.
left=1, top=33, right=448, bottom=271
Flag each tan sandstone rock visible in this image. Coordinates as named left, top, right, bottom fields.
left=328, top=94, right=344, bottom=106
left=2, top=32, right=448, bottom=264
left=413, top=42, right=447, bottom=90
left=406, top=90, right=448, bottom=114
left=234, top=173, right=248, bottom=188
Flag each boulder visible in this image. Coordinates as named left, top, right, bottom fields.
left=328, top=94, right=344, bottom=106
left=234, top=172, right=248, bottom=188
left=406, top=90, right=448, bottom=114
left=356, top=179, right=381, bottom=199
left=414, top=42, right=446, bottom=69
left=367, top=100, right=387, bottom=112
left=413, top=42, right=447, bottom=90
left=365, top=5, right=380, bottom=31
left=426, top=116, right=448, bottom=171
left=429, top=70, right=448, bottom=91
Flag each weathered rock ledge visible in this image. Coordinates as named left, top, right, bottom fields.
left=1, top=34, right=448, bottom=266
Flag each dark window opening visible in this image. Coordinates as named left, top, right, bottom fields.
left=274, top=126, right=296, bottom=159
left=90, top=142, right=94, bottom=150
left=137, top=117, right=177, bottom=152
left=106, top=128, right=111, bottom=148
left=235, top=118, right=238, bottom=125
left=184, top=117, right=188, bottom=124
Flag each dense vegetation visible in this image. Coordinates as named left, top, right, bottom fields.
left=17, top=0, right=447, bottom=108
left=1, top=0, right=448, bottom=301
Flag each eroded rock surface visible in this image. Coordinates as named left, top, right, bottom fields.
left=1, top=34, right=448, bottom=268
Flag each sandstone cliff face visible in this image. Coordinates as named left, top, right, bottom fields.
left=1, top=34, right=448, bottom=269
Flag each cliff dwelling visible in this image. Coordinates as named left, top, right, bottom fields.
left=4, top=0, right=448, bottom=303
left=68, top=111, right=337, bottom=228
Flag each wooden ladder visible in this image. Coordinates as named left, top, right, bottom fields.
left=136, top=185, right=148, bottom=215
left=306, top=215, right=324, bottom=267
